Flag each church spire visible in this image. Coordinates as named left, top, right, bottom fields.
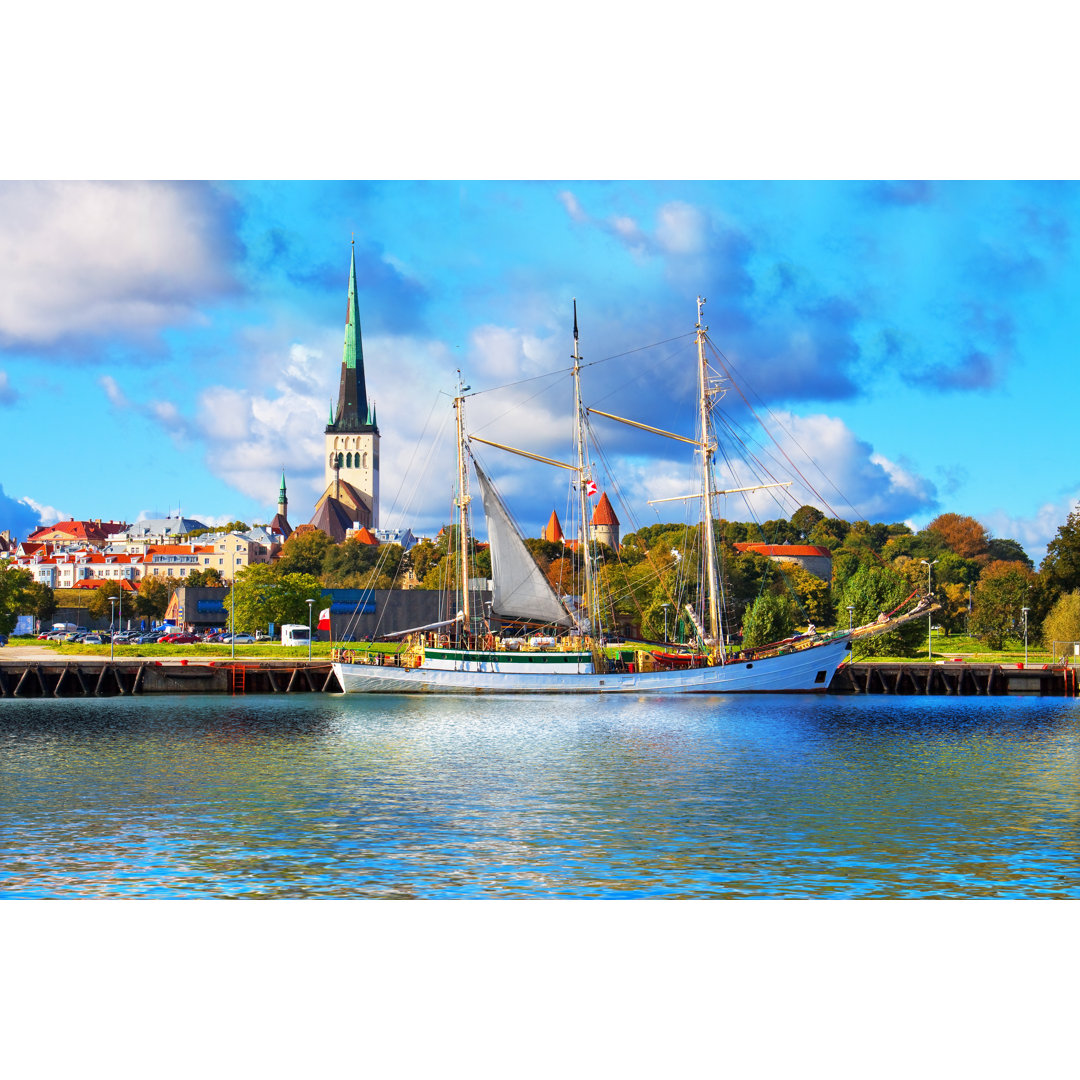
left=278, top=469, right=288, bottom=516
left=327, top=240, right=375, bottom=434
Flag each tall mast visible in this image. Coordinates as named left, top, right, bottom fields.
left=697, top=297, right=725, bottom=663
left=454, top=373, right=472, bottom=635
left=571, top=300, right=597, bottom=645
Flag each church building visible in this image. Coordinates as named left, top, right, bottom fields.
left=309, top=242, right=380, bottom=541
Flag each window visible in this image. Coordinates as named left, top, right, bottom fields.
left=346, top=452, right=352, bottom=468
left=337, top=453, right=344, bottom=468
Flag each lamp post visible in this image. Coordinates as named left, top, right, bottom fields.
left=306, top=599, right=315, bottom=660
left=662, top=603, right=670, bottom=642
left=1022, top=606, right=1029, bottom=665
left=230, top=555, right=236, bottom=660
left=847, top=604, right=854, bottom=632
left=920, top=559, right=938, bottom=659
left=109, top=597, right=117, bottom=661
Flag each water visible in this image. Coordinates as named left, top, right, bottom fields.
left=2, top=693, right=1078, bottom=898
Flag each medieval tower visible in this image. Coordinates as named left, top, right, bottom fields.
left=311, top=241, right=380, bottom=538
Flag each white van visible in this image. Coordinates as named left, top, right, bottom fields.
left=281, top=624, right=311, bottom=647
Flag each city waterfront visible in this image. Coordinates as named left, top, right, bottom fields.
left=2, top=692, right=1077, bottom=899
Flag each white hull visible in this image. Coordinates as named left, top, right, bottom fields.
left=333, top=636, right=851, bottom=694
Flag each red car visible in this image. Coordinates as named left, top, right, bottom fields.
left=161, top=633, right=200, bottom=644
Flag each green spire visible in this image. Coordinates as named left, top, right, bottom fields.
left=328, top=240, right=371, bottom=432
left=343, top=242, right=362, bottom=372
left=279, top=469, right=287, bottom=501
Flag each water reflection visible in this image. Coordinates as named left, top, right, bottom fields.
left=1, top=694, right=1078, bottom=898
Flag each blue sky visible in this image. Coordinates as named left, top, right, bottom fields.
left=1, top=179, right=1079, bottom=563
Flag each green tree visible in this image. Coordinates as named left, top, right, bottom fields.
left=834, top=561, right=925, bottom=656
left=985, top=537, right=1033, bottom=569
left=227, top=566, right=323, bottom=633
left=790, top=504, right=825, bottom=539
left=23, top=580, right=57, bottom=624
left=774, top=561, right=833, bottom=626
left=741, top=592, right=798, bottom=648
left=135, top=576, right=171, bottom=619
left=971, top=560, right=1038, bottom=649
left=275, top=529, right=335, bottom=577
left=0, top=568, right=35, bottom=634
left=86, top=582, right=125, bottom=622
left=184, top=567, right=224, bottom=588
left=1041, top=505, right=1080, bottom=596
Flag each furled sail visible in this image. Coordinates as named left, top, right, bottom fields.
left=472, top=458, right=574, bottom=627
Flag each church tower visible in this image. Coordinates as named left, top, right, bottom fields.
left=312, top=242, right=380, bottom=537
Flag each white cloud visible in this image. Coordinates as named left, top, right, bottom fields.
left=99, top=375, right=129, bottom=409
left=0, top=181, right=236, bottom=347
left=982, top=494, right=1080, bottom=568
left=0, top=370, right=16, bottom=406
left=655, top=201, right=706, bottom=255
left=558, top=190, right=588, bottom=223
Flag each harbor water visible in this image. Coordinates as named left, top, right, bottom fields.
left=2, top=692, right=1078, bottom=898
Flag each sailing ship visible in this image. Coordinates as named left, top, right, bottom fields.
left=332, top=298, right=870, bottom=694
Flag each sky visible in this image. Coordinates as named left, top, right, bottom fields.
left=1, top=179, right=1079, bottom=564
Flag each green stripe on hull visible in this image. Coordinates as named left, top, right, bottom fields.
left=425, top=649, right=593, bottom=665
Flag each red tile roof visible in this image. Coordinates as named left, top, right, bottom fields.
left=733, top=543, right=832, bottom=558
left=590, top=493, right=619, bottom=527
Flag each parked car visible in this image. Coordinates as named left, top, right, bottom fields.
left=163, top=633, right=200, bottom=644
left=221, top=633, right=255, bottom=644
left=82, top=635, right=104, bottom=644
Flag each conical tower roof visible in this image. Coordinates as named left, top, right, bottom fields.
left=542, top=509, right=564, bottom=543
left=327, top=242, right=376, bottom=435
left=590, top=492, right=619, bottom=526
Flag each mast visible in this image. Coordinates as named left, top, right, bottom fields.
left=454, top=373, right=472, bottom=638
left=696, top=297, right=725, bottom=664
left=572, top=301, right=601, bottom=651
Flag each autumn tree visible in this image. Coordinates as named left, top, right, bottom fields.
left=772, top=561, right=832, bottom=626
left=925, top=513, right=990, bottom=559
left=1041, top=590, right=1080, bottom=653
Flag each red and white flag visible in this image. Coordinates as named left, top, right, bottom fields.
left=317, top=607, right=331, bottom=631
left=586, top=479, right=597, bottom=497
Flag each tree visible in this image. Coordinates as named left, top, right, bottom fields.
left=1041, top=505, right=1080, bottom=596
left=833, top=561, right=925, bottom=656
left=275, top=529, right=335, bottom=577
left=925, top=513, right=990, bottom=559
left=790, top=505, right=825, bottom=539
left=135, top=576, right=170, bottom=619
left=773, top=561, right=833, bottom=626
left=22, top=580, right=56, bottom=624
left=86, top=582, right=125, bottom=622
left=741, top=593, right=798, bottom=648
left=227, top=566, right=323, bottom=633
left=985, top=538, right=1033, bottom=569
left=184, top=567, right=224, bottom=588
left=0, top=568, right=35, bottom=634
left=971, top=560, right=1038, bottom=649
left=1041, top=590, right=1080, bottom=654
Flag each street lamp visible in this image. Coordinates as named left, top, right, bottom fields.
left=920, top=559, right=938, bottom=660
left=847, top=604, right=854, bottom=631
left=109, top=597, right=117, bottom=661
left=230, top=555, right=236, bottom=660
left=1022, top=606, right=1030, bottom=665
left=661, top=603, right=670, bottom=642
left=306, top=598, right=315, bottom=660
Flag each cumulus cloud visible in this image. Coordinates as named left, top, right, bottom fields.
left=982, top=493, right=1080, bottom=568
left=0, top=181, right=239, bottom=349
left=0, top=485, right=57, bottom=539
left=0, top=370, right=17, bottom=406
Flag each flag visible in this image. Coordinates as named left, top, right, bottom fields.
left=318, top=607, right=331, bottom=631
left=586, top=479, right=597, bottom=497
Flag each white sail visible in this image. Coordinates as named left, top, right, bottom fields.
left=472, top=458, right=574, bottom=627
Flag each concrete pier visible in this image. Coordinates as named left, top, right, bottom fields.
left=0, top=659, right=343, bottom=697
left=831, top=662, right=1079, bottom=697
